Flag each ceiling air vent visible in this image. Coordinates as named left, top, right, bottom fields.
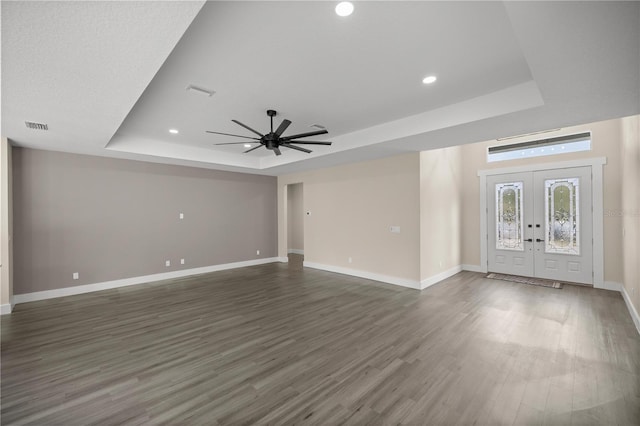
left=25, top=121, right=48, bottom=131
left=185, top=84, right=214, bottom=97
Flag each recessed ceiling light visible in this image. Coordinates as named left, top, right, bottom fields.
left=244, top=144, right=252, bottom=148
left=169, top=129, right=179, bottom=134
left=422, top=75, right=437, bottom=84
left=335, top=2, right=354, bottom=17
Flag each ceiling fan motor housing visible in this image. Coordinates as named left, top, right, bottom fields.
left=265, top=135, right=277, bottom=150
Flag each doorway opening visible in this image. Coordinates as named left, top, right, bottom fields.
left=286, top=183, right=304, bottom=266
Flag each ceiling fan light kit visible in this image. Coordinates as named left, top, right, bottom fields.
left=207, top=110, right=332, bottom=156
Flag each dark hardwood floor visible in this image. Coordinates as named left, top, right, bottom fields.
left=2, top=255, right=639, bottom=425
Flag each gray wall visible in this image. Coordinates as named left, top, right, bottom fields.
left=13, top=148, right=278, bottom=294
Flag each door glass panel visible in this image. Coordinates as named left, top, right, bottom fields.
left=545, top=177, right=580, bottom=255
left=495, top=182, right=524, bottom=251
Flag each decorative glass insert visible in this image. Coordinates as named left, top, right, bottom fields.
left=495, top=182, right=524, bottom=251
left=545, top=178, right=580, bottom=255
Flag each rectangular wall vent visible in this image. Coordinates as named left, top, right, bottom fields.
left=25, top=121, right=48, bottom=130
left=185, top=85, right=214, bottom=97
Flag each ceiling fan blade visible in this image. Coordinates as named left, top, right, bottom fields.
left=280, top=129, right=328, bottom=141
left=286, top=141, right=332, bottom=145
left=232, top=119, right=264, bottom=138
left=214, top=142, right=257, bottom=145
left=206, top=131, right=260, bottom=140
left=282, top=143, right=312, bottom=154
left=274, top=119, right=292, bottom=137
left=244, top=144, right=264, bottom=153
left=273, top=147, right=282, bottom=156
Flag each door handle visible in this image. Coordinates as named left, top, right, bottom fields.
left=525, top=238, right=533, bottom=242
left=536, top=238, right=544, bottom=242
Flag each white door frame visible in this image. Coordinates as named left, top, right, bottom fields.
left=478, top=157, right=606, bottom=288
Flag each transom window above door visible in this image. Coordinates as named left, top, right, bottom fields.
left=487, top=132, right=591, bottom=162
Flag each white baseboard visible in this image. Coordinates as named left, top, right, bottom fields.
left=303, top=261, right=421, bottom=290
left=287, top=249, right=304, bottom=255
left=13, top=257, right=281, bottom=305
left=0, top=303, right=12, bottom=315
left=420, top=265, right=463, bottom=290
left=621, top=285, right=640, bottom=336
left=462, top=264, right=484, bottom=273
left=599, top=281, right=622, bottom=292
left=277, top=256, right=289, bottom=263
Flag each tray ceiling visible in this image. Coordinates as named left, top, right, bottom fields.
left=2, top=1, right=639, bottom=175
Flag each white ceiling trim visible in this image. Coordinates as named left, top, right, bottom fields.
left=106, top=135, right=262, bottom=170
left=260, top=80, right=543, bottom=169
left=107, top=80, right=542, bottom=172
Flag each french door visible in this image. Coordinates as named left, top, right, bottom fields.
left=487, top=166, right=593, bottom=284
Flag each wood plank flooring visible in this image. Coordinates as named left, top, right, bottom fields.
left=2, top=255, right=639, bottom=425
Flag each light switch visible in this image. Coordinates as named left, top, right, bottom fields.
left=179, top=213, right=184, bottom=219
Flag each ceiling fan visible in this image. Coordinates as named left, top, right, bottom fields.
left=206, top=109, right=332, bottom=156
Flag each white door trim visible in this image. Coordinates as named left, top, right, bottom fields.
left=478, top=157, right=606, bottom=288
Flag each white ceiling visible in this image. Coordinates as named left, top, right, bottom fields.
left=2, top=1, right=639, bottom=176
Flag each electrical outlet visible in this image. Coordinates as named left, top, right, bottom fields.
left=165, top=260, right=171, bottom=267
left=181, top=258, right=185, bottom=265
left=73, top=272, right=79, bottom=280
left=439, top=260, right=443, bottom=268
left=348, top=257, right=352, bottom=264
left=179, top=213, right=184, bottom=219
left=256, top=250, right=260, bottom=255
